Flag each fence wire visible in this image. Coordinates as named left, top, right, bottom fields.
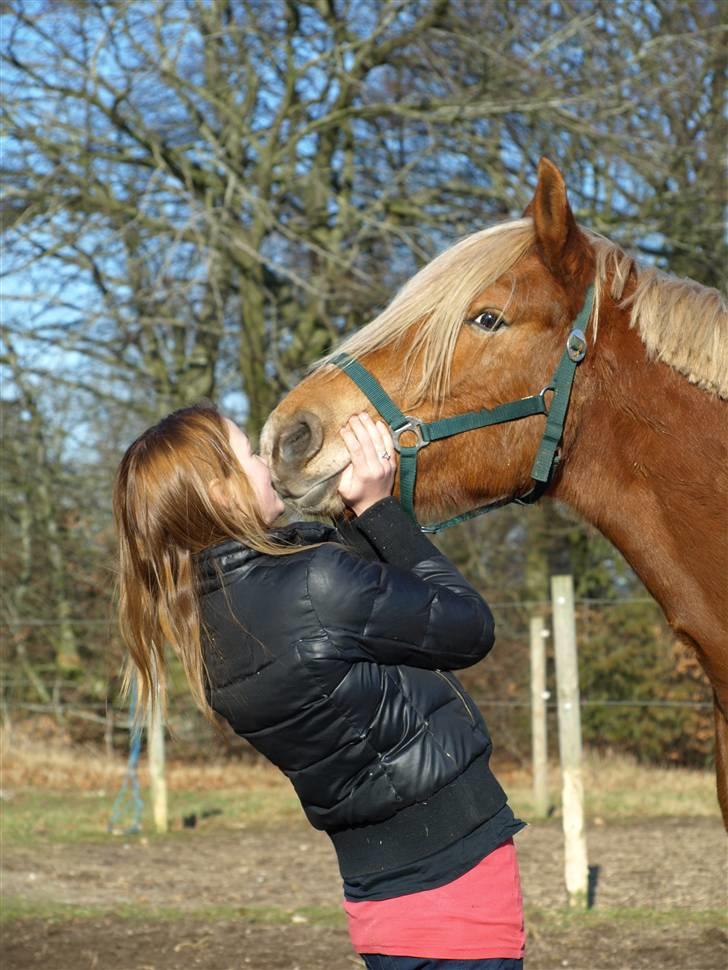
left=1, top=595, right=714, bottom=765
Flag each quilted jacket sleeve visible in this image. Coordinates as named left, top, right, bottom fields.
left=307, top=499, right=495, bottom=670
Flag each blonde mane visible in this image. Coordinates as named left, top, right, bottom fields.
left=589, top=232, right=728, bottom=398
left=317, top=217, right=728, bottom=402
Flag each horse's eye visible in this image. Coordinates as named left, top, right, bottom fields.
left=470, top=310, right=507, bottom=332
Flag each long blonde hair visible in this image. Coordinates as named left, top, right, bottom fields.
left=112, top=403, right=294, bottom=731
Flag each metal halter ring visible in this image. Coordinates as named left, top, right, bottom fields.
left=391, top=417, right=431, bottom=453
left=538, top=384, right=555, bottom=414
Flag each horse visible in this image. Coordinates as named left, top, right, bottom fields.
left=260, top=157, right=728, bottom=827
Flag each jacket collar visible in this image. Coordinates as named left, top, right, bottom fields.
left=195, top=520, right=338, bottom=594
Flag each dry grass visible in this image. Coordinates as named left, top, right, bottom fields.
left=498, top=750, right=717, bottom=819
left=0, top=722, right=289, bottom=794
left=1, top=722, right=717, bottom=819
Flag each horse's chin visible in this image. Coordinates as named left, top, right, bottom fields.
left=293, top=490, right=345, bottom=518
left=292, top=495, right=346, bottom=518
left=280, top=471, right=346, bottom=518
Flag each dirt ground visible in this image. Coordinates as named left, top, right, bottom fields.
left=3, top=815, right=727, bottom=970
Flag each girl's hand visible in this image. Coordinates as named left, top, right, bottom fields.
left=337, top=413, right=395, bottom=516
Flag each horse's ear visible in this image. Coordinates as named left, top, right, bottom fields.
left=523, top=157, right=579, bottom=277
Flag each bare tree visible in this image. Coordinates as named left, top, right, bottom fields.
left=0, top=0, right=723, bottom=755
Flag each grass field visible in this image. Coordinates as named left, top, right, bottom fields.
left=1, top=728, right=719, bottom=843
left=2, top=728, right=726, bottom=970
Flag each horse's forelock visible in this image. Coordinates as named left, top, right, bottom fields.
left=317, top=218, right=536, bottom=404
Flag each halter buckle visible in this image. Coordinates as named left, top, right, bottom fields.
left=392, top=417, right=431, bottom=452
left=567, top=328, right=587, bottom=362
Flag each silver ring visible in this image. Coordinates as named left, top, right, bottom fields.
left=380, top=451, right=391, bottom=460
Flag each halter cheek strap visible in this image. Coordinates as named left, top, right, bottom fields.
left=332, top=285, right=594, bottom=533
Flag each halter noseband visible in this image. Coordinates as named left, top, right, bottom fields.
left=331, top=285, right=594, bottom=533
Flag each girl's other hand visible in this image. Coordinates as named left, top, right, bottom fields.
left=337, top=413, right=395, bottom=516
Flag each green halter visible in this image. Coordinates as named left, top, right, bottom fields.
left=332, top=285, right=594, bottom=533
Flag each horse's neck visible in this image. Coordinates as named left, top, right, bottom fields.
left=555, top=311, right=728, bottom=667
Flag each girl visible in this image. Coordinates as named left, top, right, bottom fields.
left=113, top=403, right=525, bottom=969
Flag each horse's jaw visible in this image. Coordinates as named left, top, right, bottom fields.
left=282, top=468, right=348, bottom=517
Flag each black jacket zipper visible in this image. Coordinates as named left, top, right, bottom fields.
left=434, top=670, right=475, bottom=724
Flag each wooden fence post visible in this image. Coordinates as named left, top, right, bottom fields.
left=551, top=574, right=588, bottom=908
left=147, top=698, right=168, bottom=834
left=530, top=615, right=549, bottom=818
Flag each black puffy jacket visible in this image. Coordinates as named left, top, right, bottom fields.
left=196, top=498, right=508, bottom=881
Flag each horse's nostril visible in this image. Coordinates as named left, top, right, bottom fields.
left=283, top=422, right=310, bottom=454
left=277, top=411, right=323, bottom=466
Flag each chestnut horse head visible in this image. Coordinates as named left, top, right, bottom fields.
left=263, top=158, right=726, bottom=524
left=263, top=160, right=598, bottom=522
left=262, top=157, right=728, bottom=821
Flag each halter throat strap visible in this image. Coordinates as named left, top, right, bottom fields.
left=332, top=285, right=594, bottom=532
